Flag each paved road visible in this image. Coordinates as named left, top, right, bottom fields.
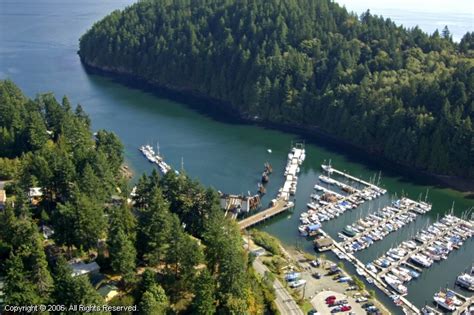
left=253, top=258, right=304, bottom=315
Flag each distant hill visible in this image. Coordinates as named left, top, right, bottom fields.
left=79, top=0, right=474, bottom=179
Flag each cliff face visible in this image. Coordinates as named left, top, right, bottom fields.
left=79, top=0, right=474, bottom=179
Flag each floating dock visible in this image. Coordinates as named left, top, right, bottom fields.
left=322, top=163, right=386, bottom=194
left=239, top=144, right=304, bottom=229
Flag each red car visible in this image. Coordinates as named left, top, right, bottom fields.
left=340, top=305, right=352, bottom=312
left=325, top=295, right=336, bottom=302
left=327, top=300, right=336, bottom=306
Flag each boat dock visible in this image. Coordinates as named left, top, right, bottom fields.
left=454, top=294, right=474, bottom=315
left=239, top=199, right=294, bottom=229
left=239, top=144, right=304, bottom=230
left=313, top=184, right=345, bottom=198
left=375, top=216, right=472, bottom=280
left=322, top=164, right=386, bottom=194
left=341, top=198, right=432, bottom=252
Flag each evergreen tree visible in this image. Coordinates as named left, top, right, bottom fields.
left=191, top=269, right=216, bottom=315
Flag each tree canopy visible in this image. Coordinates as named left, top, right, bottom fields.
left=79, top=0, right=474, bottom=178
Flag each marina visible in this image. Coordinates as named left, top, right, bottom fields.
left=340, top=198, right=432, bottom=253
left=3, top=1, right=474, bottom=314
left=298, top=165, right=386, bottom=236
left=294, top=163, right=473, bottom=314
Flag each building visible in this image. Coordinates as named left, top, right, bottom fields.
left=98, top=284, right=119, bottom=302
left=29, top=187, right=43, bottom=205
left=0, top=190, right=6, bottom=210
left=313, top=237, right=333, bottom=252
left=69, top=261, right=100, bottom=277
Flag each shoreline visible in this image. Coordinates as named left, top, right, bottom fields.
left=79, top=59, right=474, bottom=194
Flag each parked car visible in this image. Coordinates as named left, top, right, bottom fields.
left=289, top=279, right=306, bottom=288
left=331, top=306, right=341, bottom=313
left=362, top=302, right=374, bottom=309
left=340, top=305, right=352, bottom=312
left=312, top=272, right=322, bottom=279
left=310, top=260, right=320, bottom=267
left=356, top=297, right=368, bottom=303
left=325, top=295, right=336, bottom=302
left=307, top=309, right=320, bottom=315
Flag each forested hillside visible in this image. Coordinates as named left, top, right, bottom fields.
left=0, top=80, right=274, bottom=314
left=79, top=0, right=474, bottom=178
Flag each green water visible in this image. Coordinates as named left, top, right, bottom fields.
left=1, top=0, right=473, bottom=312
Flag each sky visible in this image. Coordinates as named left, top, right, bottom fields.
left=335, top=0, right=474, bottom=14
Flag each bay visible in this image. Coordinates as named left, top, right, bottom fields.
left=1, top=0, right=473, bottom=313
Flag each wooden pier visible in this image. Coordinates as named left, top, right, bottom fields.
left=238, top=198, right=294, bottom=230
left=454, top=294, right=474, bottom=315
left=323, top=165, right=385, bottom=193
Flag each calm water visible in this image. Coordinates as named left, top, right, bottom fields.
left=1, top=0, right=473, bottom=312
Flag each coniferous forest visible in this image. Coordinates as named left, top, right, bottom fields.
left=79, top=0, right=474, bottom=179
left=0, top=80, right=276, bottom=314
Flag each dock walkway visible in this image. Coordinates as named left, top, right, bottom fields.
left=324, top=165, right=385, bottom=193
left=454, top=294, right=474, bottom=315
left=239, top=199, right=294, bottom=230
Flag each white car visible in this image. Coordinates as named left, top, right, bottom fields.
left=289, top=279, right=307, bottom=288
left=356, top=297, right=368, bottom=303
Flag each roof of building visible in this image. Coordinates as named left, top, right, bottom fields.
left=98, top=284, right=119, bottom=301
left=69, top=261, right=100, bottom=277
left=314, top=237, right=333, bottom=248
left=29, top=187, right=43, bottom=198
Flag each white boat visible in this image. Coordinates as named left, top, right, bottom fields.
left=319, top=175, right=336, bottom=185
left=384, top=275, right=407, bottom=295
left=411, top=254, right=432, bottom=268
left=433, top=291, right=457, bottom=311
left=456, top=273, right=474, bottom=291
left=267, top=149, right=272, bottom=153
left=356, top=267, right=366, bottom=276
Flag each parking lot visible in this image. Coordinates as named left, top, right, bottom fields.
left=311, top=290, right=366, bottom=315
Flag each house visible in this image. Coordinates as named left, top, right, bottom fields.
left=69, top=261, right=100, bottom=277
left=0, top=190, right=6, bottom=210
left=29, top=187, right=43, bottom=205
left=98, top=284, right=119, bottom=302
